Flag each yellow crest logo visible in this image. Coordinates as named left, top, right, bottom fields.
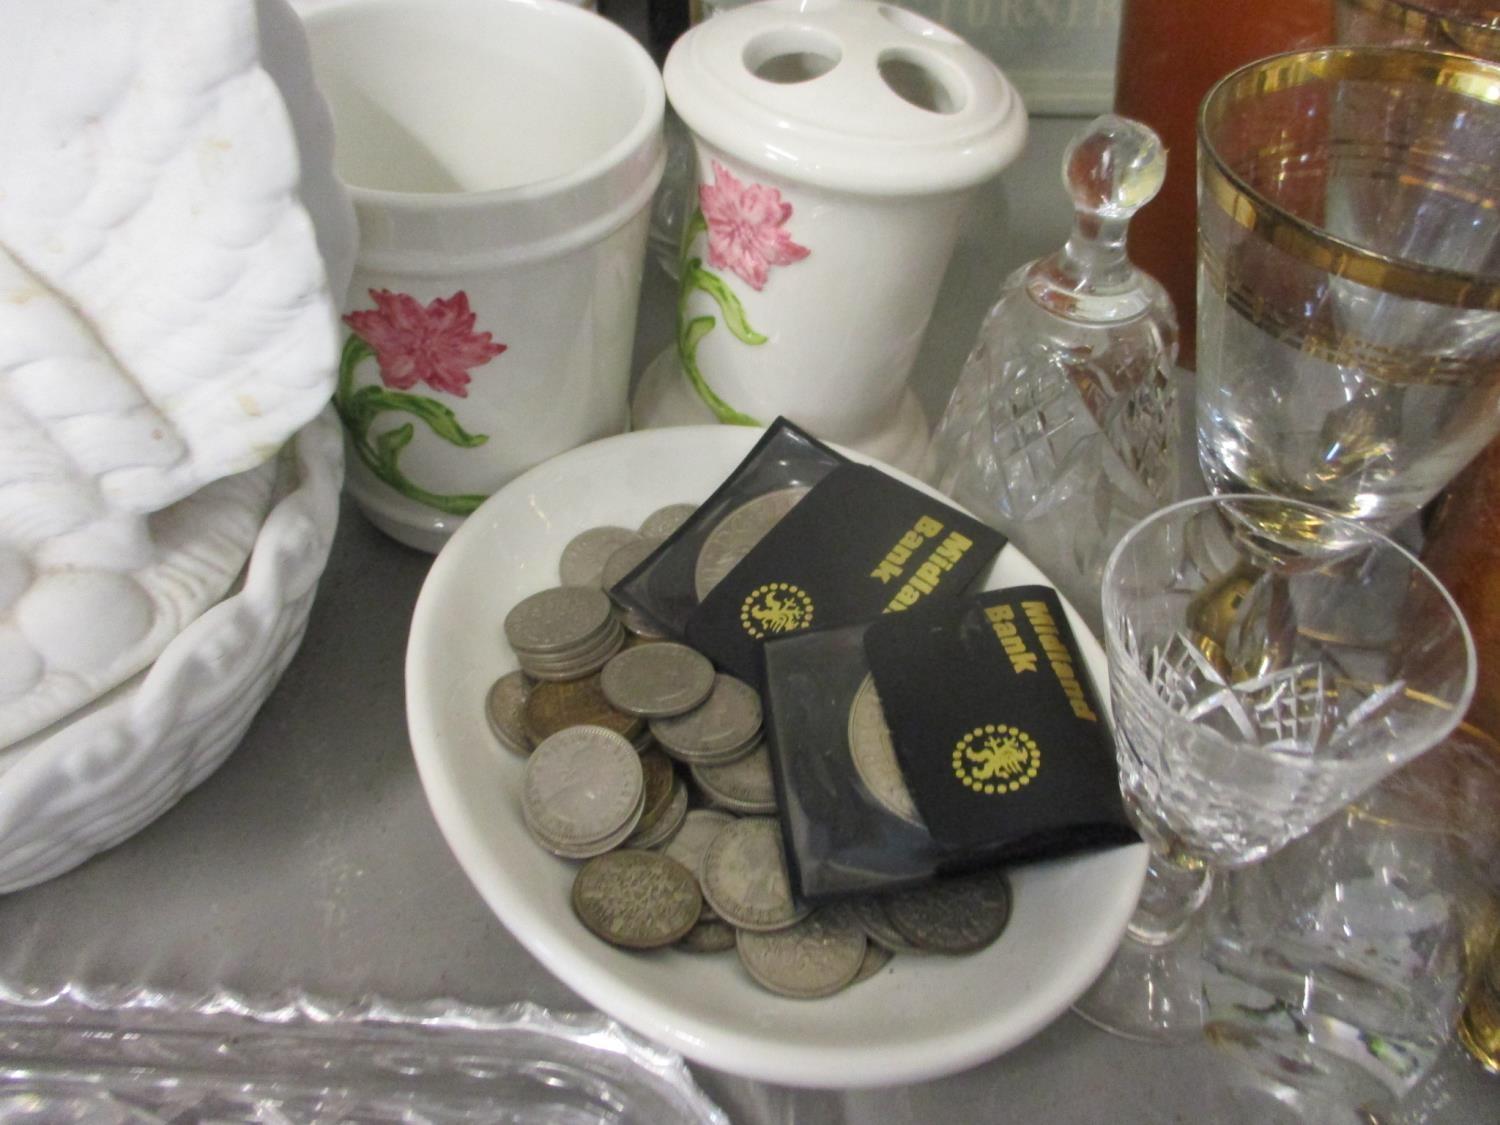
left=740, top=582, right=814, bottom=639
left=952, top=724, right=1040, bottom=794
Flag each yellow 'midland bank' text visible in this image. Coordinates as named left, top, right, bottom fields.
left=870, top=515, right=976, bottom=612
left=985, top=603, right=1037, bottom=673
left=1022, top=600, right=1099, bottom=722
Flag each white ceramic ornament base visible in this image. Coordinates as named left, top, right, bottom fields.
left=0, top=409, right=344, bottom=893
left=0, top=459, right=279, bottom=751
left=630, top=345, right=932, bottom=477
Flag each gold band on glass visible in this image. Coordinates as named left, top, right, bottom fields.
left=1338, top=0, right=1500, bottom=60
left=1198, top=47, right=1500, bottom=311
left=1199, top=241, right=1498, bottom=386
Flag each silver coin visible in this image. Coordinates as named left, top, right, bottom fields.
left=659, top=807, right=736, bottom=879
left=851, top=938, right=894, bottom=984
left=521, top=622, right=626, bottom=682
left=521, top=725, right=644, bottom=854
left=515, top=619, right=619, bottom=666
left=736, top=910, right=867, bottom=999
left=624, top=748, right=677, bottom=837
left=700, top=816, right=809, bottom=932
left=820, top=900, right=902, bottom=975
left=571, top=850, right=702, bottom=949
left=677, top=918, right=737, bottom=954
left=534, top=785, right=646, bottom=860
left=626, top=776, right=689, bottom=849
left=639, top=503, right=698, bottom=541
left=484, top=671, right=532, bottom=756
left=505, top=587, right=615, bottom=656
left=651, top=674, right=762, bottom=763
left=687, top=735, right=768, bottom=774
left=693, top=486, right=810, bottom=601
left=600, top=642, right=716, bottom=718
left=599, top=536, right=665, bottom=594
left=691, top=741, right=777, bottom=814
left=844, top=894, right=921, bottom=954
left=847, top=675, right=923, bottom=827
left=621, top=607, right=670, bottom=639
left=518, top=619, right=623, bottom=667
left=882, top=870, right=1012, bottom=954
left=559, top=526, right=642, bottom=588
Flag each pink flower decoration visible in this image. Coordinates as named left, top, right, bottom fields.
left=698, top=162, right=810, bottom=291
left=344, top=290, right=506, bottom=398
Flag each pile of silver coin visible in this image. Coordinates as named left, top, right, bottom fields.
left=488, top=505, right=1013, bottom=1000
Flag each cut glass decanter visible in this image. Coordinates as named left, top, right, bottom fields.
left=930, top=114, right=1180, bottom=629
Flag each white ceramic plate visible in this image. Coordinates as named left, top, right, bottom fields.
left=406, top=426, right=1147, bottom=1088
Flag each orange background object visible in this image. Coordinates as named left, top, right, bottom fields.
left=1113, top=0, right=1336, bottom=369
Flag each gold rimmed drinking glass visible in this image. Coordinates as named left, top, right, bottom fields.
left=1337, top=0, right=1500, bottom=57
left=1195, top=47, right=1500, bottom=529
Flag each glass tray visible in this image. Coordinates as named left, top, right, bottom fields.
left=0, top=987, right=727, bottom=1124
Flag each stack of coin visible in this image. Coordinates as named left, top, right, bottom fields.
left=690, top=742, right=777, bottom=815
left=600, top=642, right=715, bottom=718
left=651, top=674, right=762, bottom=766
left=521, top=725, right=644, bottom=859
left=623, top=748, right=690, bottom=849
left=504, top=587, right=624, bottom=681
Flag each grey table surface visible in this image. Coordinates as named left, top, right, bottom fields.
left=0, top=106, right=1494, bottom=1123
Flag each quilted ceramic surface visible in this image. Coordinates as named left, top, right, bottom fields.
left=260, top=0, right=358, bottom=303
left=0, top=409, right=343, bottom=893
left=0, top=0, right=339, bottom=511
left=0, top=0, right=348, bottom=746
left=0, top=453, right=278, bottom=749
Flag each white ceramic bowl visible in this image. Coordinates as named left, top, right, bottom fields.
left=406, top=426, right=1147, bottom=1088
left=0, top=411, right=344, bottom=893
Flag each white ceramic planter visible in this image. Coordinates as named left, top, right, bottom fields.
left=635, top=0, right=1025, bottom=471
left=305, top=0, right=665, bottom=552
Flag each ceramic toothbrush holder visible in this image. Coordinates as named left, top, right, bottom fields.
left=633, top=0, right=1026, bottom=471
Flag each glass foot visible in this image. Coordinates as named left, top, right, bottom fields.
left=1203, top=1071, right=1380, bottom=1125
left=1071, top=918, right=1206, bottom=1043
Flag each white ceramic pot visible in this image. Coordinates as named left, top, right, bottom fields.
left=304, top=0, right=665, bottom=552
left=636, top=0, right=1025, bottom=471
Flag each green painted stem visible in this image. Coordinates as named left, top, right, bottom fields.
left=333, top=336, right=493, bottom=516
left=675, top=210, right=765, bottom=427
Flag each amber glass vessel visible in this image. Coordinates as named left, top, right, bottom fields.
left=1113, top=0, right=1335, bottom=369
left=1423, top=440, right=1500, bottom=1073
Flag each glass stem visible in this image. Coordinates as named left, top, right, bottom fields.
left=1127, top=846, right=1213, bottom=946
